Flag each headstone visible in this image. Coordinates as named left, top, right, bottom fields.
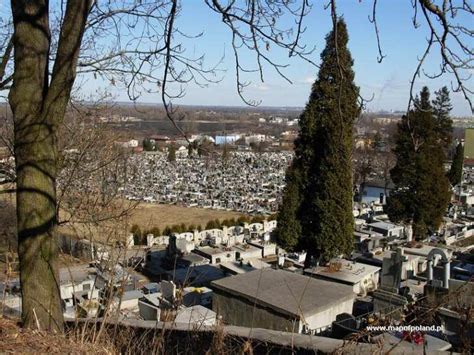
left=126, top=233, right=134, bottom=249
left=147, top=234, right=155, bottom=248
left=176, top=238, right=195, bottom=254
left=227, top=235, right=236, bottom=247
left=222, top=225, right=228, bottom=237
left=381, top=249, right=403, bottom=293
left=278, top=255, right=285, bottom=267
left=263, top=233, right=270, bottom=242
left=405, top=224, right=413, bottom=243
left=373, top=289, right=408, bottom=320
left=431, top=279, right=443, bottom=288
left=167, top=234, right=179, bottom=256
left=161, top=280, right=176, bottom=301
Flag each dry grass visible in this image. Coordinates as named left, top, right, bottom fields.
left=2, top=184, right=245, bottom=246
left=0, top=317, right=113, bottom=354
left=453, top=235, right=474, bottom=248
left=128, top=202, right=244, bottom=231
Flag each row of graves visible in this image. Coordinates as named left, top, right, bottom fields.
left=104, top=157, right=474, bottom=348
left=122, top=151, right=292, bottom=214
left=117, top=205, right=471, bottom=352
left=130, top=220, right=279, bottom=279
left=2, top=209, right=471, bottom=351
left=345, top=203, right=472, bottom=351
left=70, top=220, right=282, bottom=325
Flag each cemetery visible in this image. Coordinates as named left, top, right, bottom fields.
left=122, top=151, right=292, bottom=215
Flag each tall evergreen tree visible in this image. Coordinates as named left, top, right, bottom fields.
left=386, top=87, right=451, bottom=238
left=448, top=142, right=464, bottom=186
left=432, top=86, right=453, bottom=146
left=222, top=143, right=230, bottom=161
left=274, top=162, right=303, bottom=250
left=168, top=143, right=176, bottom=162
left=274, top=102, right=318, bottom=250
left=275, top=19, right=359, bottom=263
left=301, top=19, right=359, bottom=264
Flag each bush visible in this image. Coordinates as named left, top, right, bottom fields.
left=163, top=226, right=172, bottom=236
left=250, top=215, right=265, bottom=224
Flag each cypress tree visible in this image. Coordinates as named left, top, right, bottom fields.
left=222, top=143, right=230, bottom=161
left=301, top=19, right=359, bottom=263
left=143, top=138, right=155, bottom=151
left=448, top=142, right=464, bottom=186
left=168, top=143, right=176, bottom=162
left=274, top=162, right=303, bottom=250
left=275, top=19, right=359, bottom=263
left=386, top=87, right=451, bottom=238
left=274, top=67, right=320, bottom=252
left=432, top=86, right=453, bottom=146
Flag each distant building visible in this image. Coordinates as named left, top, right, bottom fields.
left=211, top=268, right=354, bottom=333
left=115, top=139, right=139, bottom=148
left=244, top=134, right=266, bottom=144
left=215, top=135, right=240, bottom=145
left=464, top=128, right=474, bottom=166
left=149, top=135, right=172, bottom=148
left=360, top=180, right=393, bottom=204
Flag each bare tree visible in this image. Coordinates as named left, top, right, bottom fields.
left=3, top=0, right=317, bottom=331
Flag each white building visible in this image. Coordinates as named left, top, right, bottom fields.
left=304, top=259, right=381, bottom=296
left=212, top=269, right=355, bottom=333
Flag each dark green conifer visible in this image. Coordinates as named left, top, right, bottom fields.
left=386, top=87, right=451, bottom=238
left=168, top=143, right=176, bottom=162
left=276, top=19, right=359, bottom=263
left=143, top=138, right=155, bottom=151
left=274, top=162, right=303, bottom=250
left=301, top=19, right=359, bottom=263
left=432, top=86, right=453, bottom=145
left=448, top=142, right=464, bottom=186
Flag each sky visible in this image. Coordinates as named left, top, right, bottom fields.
left=144, top=0, right=469, bottom=117
left=3, top=1, right=470, bottom=116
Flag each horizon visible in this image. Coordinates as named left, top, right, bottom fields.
left=79, top=1, right=472, bottom=117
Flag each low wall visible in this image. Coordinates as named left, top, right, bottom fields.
left=67, top=317, right=452, bottom=354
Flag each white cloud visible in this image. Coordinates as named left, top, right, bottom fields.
left=301, top=75, right=315, bottom=84
left=254, top=83, right=270, bottom=91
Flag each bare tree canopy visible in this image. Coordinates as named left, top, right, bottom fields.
left=1, top=1, right=472, bottom=114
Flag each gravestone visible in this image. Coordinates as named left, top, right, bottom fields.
left=161, top=280, right=176, bottom=301
left=167, top=234, right=179, bottom=257
left=380, top=249, right=403, bottom=293
left=405, top=224, right=413, bottom=242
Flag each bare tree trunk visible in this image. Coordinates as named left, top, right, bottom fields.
left=9, top=0, right=91, bottom=331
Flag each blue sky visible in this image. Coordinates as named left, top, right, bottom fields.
left=86, top=1, right=473, bottom=116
